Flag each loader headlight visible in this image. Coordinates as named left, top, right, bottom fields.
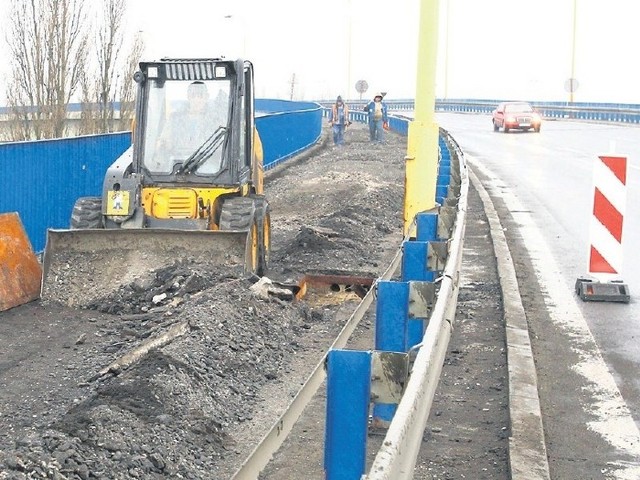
left=214, top=66, right=227, bottom=78
left=147, top=66, right=159, bottom=79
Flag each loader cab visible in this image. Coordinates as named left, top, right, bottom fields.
left=132, top=58, right=257, bottom=187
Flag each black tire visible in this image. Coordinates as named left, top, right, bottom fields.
left=70, top=197, right=103, bottom=229
left=503, top=125, right=509, bottom=133
left=493, top=120, right=499, bottom=132
left=219, top=197, right=256, bottom=230
left=247, top=219, right=259, bottom=275
left=251, top=195, right=271, bottom=276
left=219, top=197, right=258, bottom=274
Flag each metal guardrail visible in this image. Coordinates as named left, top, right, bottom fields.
left=320, top=99, right=640, bottom=125
left=364, top=130, right=467, bottom=479
left=434, top=100, right=640, bottom=124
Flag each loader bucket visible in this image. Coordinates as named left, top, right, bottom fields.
left=41, top=228, right=252, bottom=307
left=0, top=212, right=43, bottom=311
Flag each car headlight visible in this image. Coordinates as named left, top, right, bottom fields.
left=506, top=116, right=516, bottom=123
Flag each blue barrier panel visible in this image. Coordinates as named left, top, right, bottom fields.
left=324, top=349, right=372, bottom=480
left=373, top=281, right=410, bottom=422
left=256, top=99, right=323, bottom=169
left=401, top=241, right=436, bottom=282
left=439, top=164, right=451, bottom=176
left=416, top=212, right=438, bottom=242
left=437, top=173, right=451, bottom=187
left=375, top=281, right=409, bottom=352
left=0, top=133, right=131, bottom=252
left=436, top=185, right=448, bottom=205
left=408, top=316, right=425, bottom=349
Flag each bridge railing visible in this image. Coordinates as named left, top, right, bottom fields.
left=320, top=98, right=640, bottom=125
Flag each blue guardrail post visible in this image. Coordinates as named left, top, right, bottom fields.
left=371, top=281, right=409, bottom=424
left=436, top=140, right=451, bottom=205
left=416, top=211, right=438, bottom=241
left=402, top=210, right=441, bottom=281
left=324, top=349, right=372, bottom=480
left=407, top=281, right=430, bottom=349
left=402, top=241, right=433, bottom=282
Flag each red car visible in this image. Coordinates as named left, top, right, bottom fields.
left=492, top=101, right=542, bottom=133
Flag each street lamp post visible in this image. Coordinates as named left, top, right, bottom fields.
left=346, top=0, right=352, bottom=99
left=224, top=14, right=247, bottom=58
left=569, top=0, right=577, bottom=103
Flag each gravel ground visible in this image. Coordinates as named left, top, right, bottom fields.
left=0, top=122, right=408, bottom=479
left=0, top=121, right=511, bottom=479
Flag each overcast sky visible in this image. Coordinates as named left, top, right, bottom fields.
left=1, top=0, right=639, bottom=103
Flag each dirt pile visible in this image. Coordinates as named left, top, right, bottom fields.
left=0, top=122, right=409, bottom=479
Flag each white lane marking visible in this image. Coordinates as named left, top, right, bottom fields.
left=469, top=156, right=640, bottom=479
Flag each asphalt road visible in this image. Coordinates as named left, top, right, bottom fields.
left=431, top=112, right=640, bottom=479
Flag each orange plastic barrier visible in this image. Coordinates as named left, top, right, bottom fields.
left=0, top=213, right=42, bottom=311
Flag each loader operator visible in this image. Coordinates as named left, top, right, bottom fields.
left=153, top=81, right=228, bottom=173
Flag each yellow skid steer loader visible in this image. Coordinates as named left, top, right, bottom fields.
left=41, top=58, right=270, bottom=306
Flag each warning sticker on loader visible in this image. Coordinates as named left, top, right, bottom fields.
left=107, top=191, right=130, bottom=215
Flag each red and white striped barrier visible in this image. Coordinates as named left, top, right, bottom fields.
left=576, top=154, right=630, bottom=302
left=589, top=155, right=627, bottom=277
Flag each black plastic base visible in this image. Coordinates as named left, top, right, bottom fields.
left=575, top=277, right=630, bottom=303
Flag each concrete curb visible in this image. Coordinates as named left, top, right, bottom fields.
left=468, top=164, right=551, bottom=480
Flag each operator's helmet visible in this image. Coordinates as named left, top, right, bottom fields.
left=188, top=81, right=209, bottom=100
left=374, top=93, right=383, bottom=100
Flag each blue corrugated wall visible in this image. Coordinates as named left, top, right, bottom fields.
left=0, top=100, right=322, bottom=252
left=256, top=99, right=322, bottom=169
left=0, top=134, right=131, bottom=252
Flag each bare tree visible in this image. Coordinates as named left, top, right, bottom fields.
left=4, top=0, right=144, bottom=140
left=118, top=32, right=145, bottom=131
left=80, top=0, right=123, bottom=134
left=5, top=0, right=88, bottom=140
left=80, top=0, right=144, bottom=134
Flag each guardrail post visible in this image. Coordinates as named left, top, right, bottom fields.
left=402, top=210, right=448, bottom=282
left=372, top=281, right=409, bottom=425
left=401, top=240, right=434, bottom=282
left=324, top=349, right=372, bottom=480
left=375, top=281, right=410, bottom=352
left=407, top=281, right=436, bottom=348
left=436, top=143, right=452, bottom=205
left=415, top=211, right=438, bottom=242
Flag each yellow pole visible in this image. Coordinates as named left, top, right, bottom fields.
left=569, top=0, right=577, bottom=103
left=403, top=0, right=441, bottom=235
left=347, top=0, right=352, bottom=99
left=443, top=0, right=450, bottom=99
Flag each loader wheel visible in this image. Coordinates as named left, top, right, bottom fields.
left=219, top=197, right=259, bottom=274
left=70, top=197, right=103, bottom=229
left=251, top=196, right=271, bottom=276
left=248, top=219, right=260, bottom=274
left=219, top=197, right=255, bottom=230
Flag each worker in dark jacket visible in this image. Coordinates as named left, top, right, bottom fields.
left=365, top=93, right=388, bottom=143
left=330, top=96, right=350, bottom=146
